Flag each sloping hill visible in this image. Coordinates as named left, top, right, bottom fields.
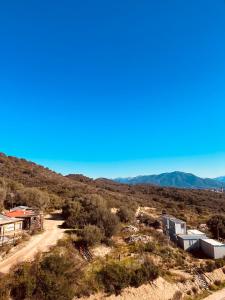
left=114, top=171, right=225, bottom=189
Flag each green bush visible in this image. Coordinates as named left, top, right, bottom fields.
left=143, top=242, right=156, bottom=253
left=130, top=260, right=159, bottom=287
left=97, top=262, right=132, bottom=295
left=62, top=197, right=119, bottom=238
left=97, top=259, right=159, bottom=295
left=80, top=225, right=103, bottom=246
left=10, top=253, right=80, bottom=300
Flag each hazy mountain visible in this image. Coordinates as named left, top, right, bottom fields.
left=215, top=176, right=225, bottom=183
left=114, top=171, right=225, bottom=189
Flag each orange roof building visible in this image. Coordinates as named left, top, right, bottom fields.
left=5, top=210, right=33, bottom=218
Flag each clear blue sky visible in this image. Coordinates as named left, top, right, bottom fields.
left=1, top=0, right=225, bottom=178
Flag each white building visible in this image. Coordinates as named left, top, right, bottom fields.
left=161, top=215, right=186, bottom=241
left=200, top=239, right=225, bottom=259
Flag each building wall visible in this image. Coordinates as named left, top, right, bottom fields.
left=214, top=246, right=225, bottom=259
left=177, top=236, right=200, bottom=251
left=200, top=240, right=215, bottom=258
left=162, top=216, right=170, bottom=233
left=0, top=221, right=23, bottom=237
left=168, top=221, right=186, bottom=241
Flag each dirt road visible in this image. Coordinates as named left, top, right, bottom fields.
left=0, top=214, right=65, bottom=274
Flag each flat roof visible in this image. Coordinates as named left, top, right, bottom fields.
left=177, top=234, right=205, bottom=240
left=162, top=215, right=186, bottom=224
left=188, top=229, right=205, bottom=235
left=201, top=238, right=225, bottom=247
left=169, top=217, right=186, bottom=224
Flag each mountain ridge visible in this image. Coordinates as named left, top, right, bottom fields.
left=114, top=171, right=225, bottom=189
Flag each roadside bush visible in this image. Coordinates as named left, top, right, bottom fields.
left=10, top=253, right=80, bottom=300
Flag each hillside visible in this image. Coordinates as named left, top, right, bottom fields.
left=2, top=153, right=225, bottom=300
left=114, top=171, right=225, bottom=189
left=0, top=153, right=225, bottom=221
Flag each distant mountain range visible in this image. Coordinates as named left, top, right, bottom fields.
left=215, top=176, right=225, bottom=183
left=114, top=171, right=225, bottom=189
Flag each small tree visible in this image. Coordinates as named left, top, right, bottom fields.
left=62, top=201, right=82, bottom=228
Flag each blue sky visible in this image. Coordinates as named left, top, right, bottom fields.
left=0, top=0, right=225, bottom=178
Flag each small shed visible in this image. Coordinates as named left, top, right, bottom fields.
left=200, top=239, right=225, bottom=259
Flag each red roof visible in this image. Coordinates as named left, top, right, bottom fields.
left=5, top=210, right=33, bottom=218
